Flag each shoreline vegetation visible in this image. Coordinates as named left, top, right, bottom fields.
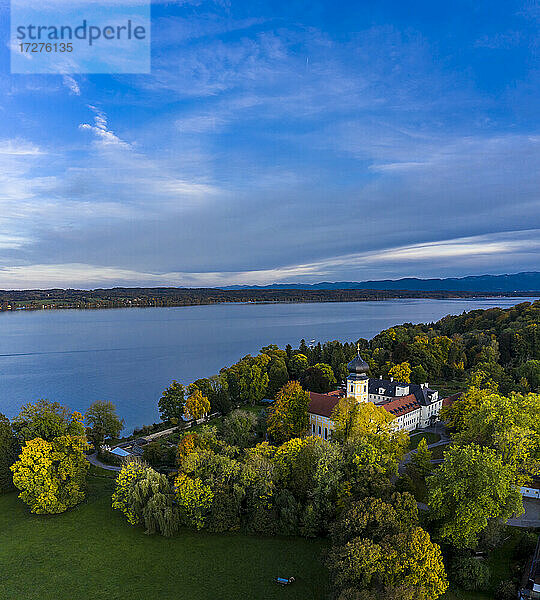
left=1, top=287, right=538, bottom=312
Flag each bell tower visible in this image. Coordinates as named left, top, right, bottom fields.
left=346, top=343, right=369, bottom=403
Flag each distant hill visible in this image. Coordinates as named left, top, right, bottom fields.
left=223, top=272, right=540, bottom=292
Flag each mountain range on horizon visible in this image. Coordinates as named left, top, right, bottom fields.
left=222, top=272, right=540, bottom=293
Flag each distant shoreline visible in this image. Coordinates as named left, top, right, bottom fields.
left=1, top=288, right=538, bottom=313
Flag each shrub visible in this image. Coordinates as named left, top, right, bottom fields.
left=450, top=556, right=490, bottom=591
left=494, top=580, right=516, bottom=600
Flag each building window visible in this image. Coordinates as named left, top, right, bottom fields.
left=318, top=426, right=321, bottom=436
left=324, top=427, right=328, bottom=440
left=312, top=424, right=315, bottom=433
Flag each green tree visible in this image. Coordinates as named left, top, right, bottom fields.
left=112, top=460, right=178, bottom=536
left=11, top=435, right=89, bottom=514
left=519, top=360, right=540, bottom=391
left=411, top=364, right=428, bottom=384
left=330, top=493, right=419, bottom=546
left=220, top=409, right=257, bottom=448
left=194, top=374, right=231, bottom=415
left=0, top=413, right=19, bottom=493
left=261, top=345, right=290, bottom=398
left=267, top=381, right=310, bottom=444
left=289, top=353, right=309, bottom=379
left=411, top=438, right=432, bottom=478
left=300, top=362, right=336, bottom=393
left=449, top=556, right=490, bottom=591
left=452, top=391, right=540, bottom=479
left=158, top=380, right=185, bottom=422
left=12, top=399, right=85, bottom=442
left=84, top=401, right=124, bottom=454
left=225, top=354, right=270, bottom=405
left=331, top=398, right=408, bottom=457
left=327, top=526, right=447, bottom=599
left=427, top=444, right=523, bottom=548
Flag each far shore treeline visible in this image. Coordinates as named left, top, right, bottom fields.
left=0, top=286, right=537, bottom=312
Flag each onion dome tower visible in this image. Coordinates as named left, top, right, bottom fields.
left=346, top=343, right=369, bottom=402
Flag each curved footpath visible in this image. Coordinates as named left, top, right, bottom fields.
left=86, top=452, right=122, bottom=472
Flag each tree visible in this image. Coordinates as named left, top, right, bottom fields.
left=519, top=360, right=540, bottom=391
left=184, top=388, right=211, bottom=421
left=224, top=354, right=270, bottom=405
left=220, top=409, right=257, bottom=448
left=427, top=444, right=523, bottom=548
left=388, top=361, right=412, bottom=383
left=112, top=460, right=178, bottom=536
left=84, top=401, right=124, bottom=454
left=174, top=473, right=214, bottom=529
left=411, top=438, right=432, bottom=478
left=300, top=362, right=336, bottom=393
left=327, top=526, right=448, bottom=599
left=0, top=413, right=19, bottom=493
left=411, top=364, right=428, bottom=384
left=11, top=435, right=89, bottom=514
left=267, top=381, right=310, bottom=444
left=449, top=556, right=490, bottom=591
left=176, top=433, right=199, bottom=466
left=331, top=398, right=408, bottom=456
left=289, top=353, right=309, bottom=379
left=261, top=345, right=290, bottom=398
left=158, top=380, right=185, bottom=422
left=452, top=391, right=540, bottom=479
left=12, top=399, right=85, bottom=442
left=330, top=493, right=419, bottom=546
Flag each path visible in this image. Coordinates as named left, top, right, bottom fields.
left=398, top=428, right=451, bottom=474
left=86, top=452, right=121, bottom=472
left=507, top=498, right=540, bottom=528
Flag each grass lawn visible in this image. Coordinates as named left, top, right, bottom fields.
left=409, top=432, right=441, bottom=449
left=0, top=465, right=328, bottom=600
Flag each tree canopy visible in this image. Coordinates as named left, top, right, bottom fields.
left=12, top=399, right=85, bottom=442
left=158, top=380, right=185, bottom=422
left=427, top=444, right=523, bottom=548
left=267, top=381, right=310, bottom=444
left=85, top=401, right=124, bottom=452
left=11, top=435, right=89, bottom=514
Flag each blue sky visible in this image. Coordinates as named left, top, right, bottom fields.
left=0, top=0, right=539, bottom=288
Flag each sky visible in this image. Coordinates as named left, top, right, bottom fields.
left=0, top=0, right=539, bottom=289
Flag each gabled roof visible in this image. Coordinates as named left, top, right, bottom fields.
left=308, top=392, right=341, bottom=417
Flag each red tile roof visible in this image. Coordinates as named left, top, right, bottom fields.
left=380, top=394, right=421, bottom=416
left=308, top=390, right=422, bottom=419
left=308, top=392, right=342, bottom=418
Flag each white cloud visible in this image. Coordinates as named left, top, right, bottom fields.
left=79, top=105, right=132, bottom=148
left=62, top=75, right=81, bottom=96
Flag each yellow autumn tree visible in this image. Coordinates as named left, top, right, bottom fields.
left=11, top=435, right=88, bottom=514
left=174, top=473, right=214, bottom=529
left=388, top=362, right=412, bottom=383
left=184, top=388, right=211, bottom=421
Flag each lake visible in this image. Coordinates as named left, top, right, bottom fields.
left=0, top=297, right=536, bottom=433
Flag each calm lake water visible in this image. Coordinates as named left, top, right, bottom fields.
left=0, top=297, right=537, bottom=433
